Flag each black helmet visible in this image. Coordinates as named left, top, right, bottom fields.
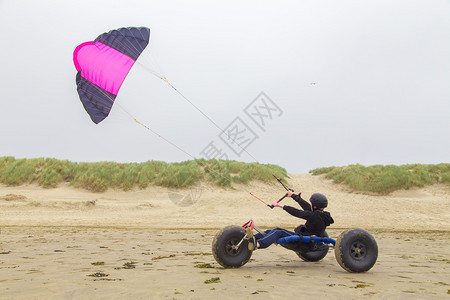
left=309, top=193, right=328, bottom=209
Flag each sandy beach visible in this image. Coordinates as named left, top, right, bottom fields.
left=1, top=173, right=449, bottom=299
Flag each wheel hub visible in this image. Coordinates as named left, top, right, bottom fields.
left=225, top=239, right=242, bottom=256
left=350, top=241, right=366, bottom=260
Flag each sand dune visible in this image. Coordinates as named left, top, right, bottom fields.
left=0, top=173, right=448, bottom=231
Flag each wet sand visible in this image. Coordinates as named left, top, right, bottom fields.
left=1, top=228, right=449, bottom=299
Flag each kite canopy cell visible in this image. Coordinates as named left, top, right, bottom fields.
left=73, top=27, right=150, bottom=124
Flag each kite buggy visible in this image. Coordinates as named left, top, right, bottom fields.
left=212, top=193, right=378, bottom=273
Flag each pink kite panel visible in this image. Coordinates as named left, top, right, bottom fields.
left=73, top=42, right=135, bottom=95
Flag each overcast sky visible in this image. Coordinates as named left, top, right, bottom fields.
left=0, top=0, right=449, bottom=173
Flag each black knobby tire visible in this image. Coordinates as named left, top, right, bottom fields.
left=212, top=226, right=253, bottom=268
left=295, top=231, right=329, bottom=262
left=335, top=229, right=378, bottom=273
left=296, top=244, right=329, bottom=262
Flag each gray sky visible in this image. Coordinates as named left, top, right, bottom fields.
left=0, top=0, right=449, bottom=173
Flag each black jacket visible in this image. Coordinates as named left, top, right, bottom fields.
left=283, top=193, right=334, bottom=236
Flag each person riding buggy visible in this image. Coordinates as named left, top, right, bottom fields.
left=247, top=191, right=334, bottom=250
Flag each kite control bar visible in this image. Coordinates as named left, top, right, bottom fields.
left=249, top=178, right=294, bottom=209
left=268, top=189, right=294, bottom=209
left=249, top=191, right=292, bottom=209
left=270, top=177, right=294, bottom=208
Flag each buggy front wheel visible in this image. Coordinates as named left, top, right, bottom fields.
left=212, top=226, right=253, bottom=268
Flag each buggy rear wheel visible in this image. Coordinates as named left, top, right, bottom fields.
left=293, top=231, right=330, bottom=262
left=296, top=244, right=329, bottom=262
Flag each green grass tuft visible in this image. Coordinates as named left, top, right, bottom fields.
left=5, top=157, right=444, bottom=195
left=0, top=157, right=287, bottom=192
left=310, top=163, right=450, bottom=194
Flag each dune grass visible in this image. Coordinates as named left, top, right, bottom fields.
left=310, top=163, right=450, bottom=194
left=2, top=157, right=447, bottom=194
left=0, top=157, right=287, bottom=192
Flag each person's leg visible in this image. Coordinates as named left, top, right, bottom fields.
left=248, top=228, right=277, bottom=250
left=257, top=228, right=296, bottom=249
left=254, top=229, right=272, bottom=240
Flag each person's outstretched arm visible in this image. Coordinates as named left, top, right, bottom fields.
left=286, top=190, right=311, bottom=211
